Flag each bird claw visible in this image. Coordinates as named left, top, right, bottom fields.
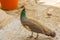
left=27, top=36, right=33, bottom=39
left=34, top=37, right=38, bottom=40
left=35, top=38, right=38, bottom=40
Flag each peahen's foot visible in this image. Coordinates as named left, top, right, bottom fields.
left=34, top=37, right=38, bottom=40
left=27, top=36, right=33, bottom=39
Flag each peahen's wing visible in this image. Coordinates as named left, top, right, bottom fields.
left=26, top=19, right=55, bottom=35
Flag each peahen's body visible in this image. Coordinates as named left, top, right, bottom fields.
left=20, top=8, right=56, bottom=39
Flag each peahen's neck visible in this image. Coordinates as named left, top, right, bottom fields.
left=20, top=8, right=27, bottom=21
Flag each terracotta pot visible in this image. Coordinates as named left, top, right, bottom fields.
left=0, top=0, right=18, bottom=10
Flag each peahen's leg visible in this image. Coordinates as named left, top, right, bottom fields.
left=27, top=32, right=33, bottom=38
left=34, top=33, right=39, bottom=39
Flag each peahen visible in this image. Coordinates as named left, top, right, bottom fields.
left=20, top=8, right=56, bottom=39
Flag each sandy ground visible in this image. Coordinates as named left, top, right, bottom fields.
left=0, top=0, right=60, bottom=40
